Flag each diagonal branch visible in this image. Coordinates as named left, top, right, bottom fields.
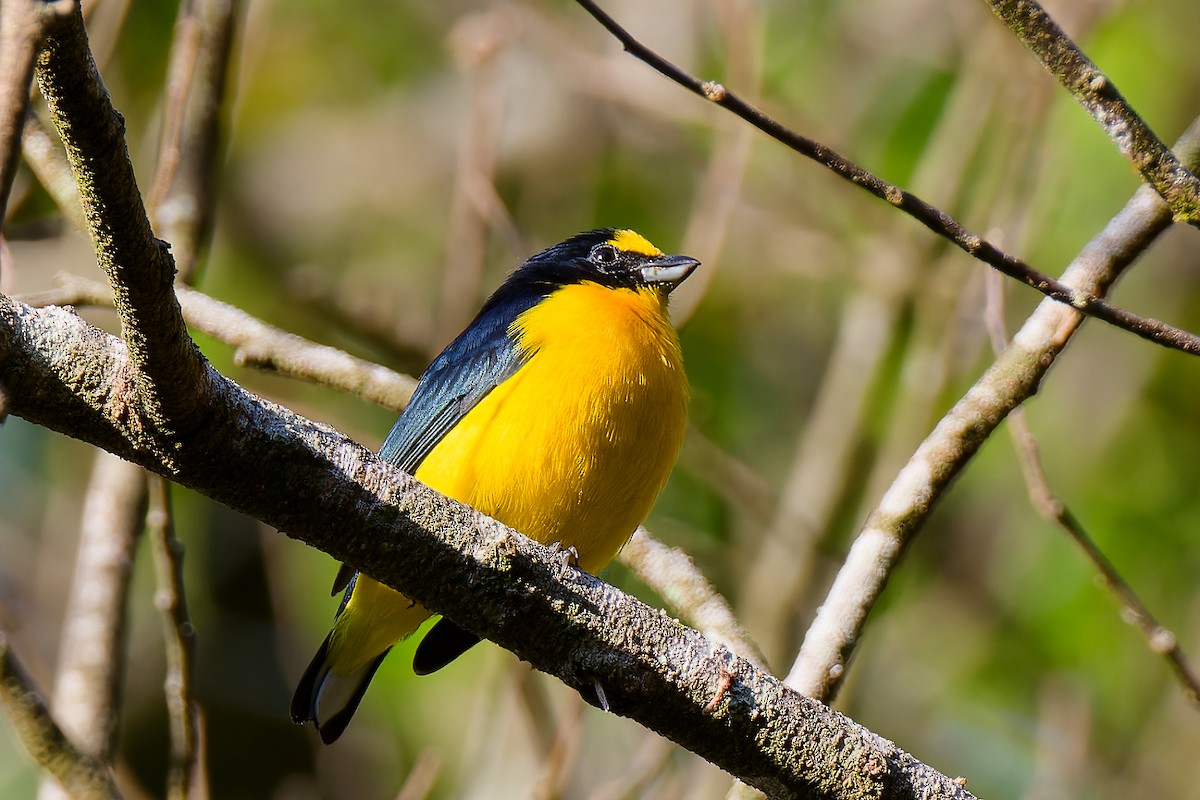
left=34, top=3, right=209, bottom=456
left=983, top=0, right=1200, bottom=225
left=0, top=294, right=977, bottom=800
left=786, top=116, right=1200, bottom=703
left=984, top=273, right=1200, bottom=708
left=571, top=0, right=1200, bottom=358
left=0, top=630, right=124, bottom=800
left=21, top=273, right=418, bottom=411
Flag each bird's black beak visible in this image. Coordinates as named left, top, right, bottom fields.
left=640, top=254, right=699, bottom=293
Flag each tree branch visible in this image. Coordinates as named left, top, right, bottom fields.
left=34, top=3, right=210, bottom=453
left=0, top=294, right=976, bottom=800
left=39, top=452, right=143, bottom=793
left=0, top=630, right=123, bottom=800
left=983, top=0, right=1200, bottom=225
left=21, top=273, right=419, bottom=411
left=984, top=273, right=1200, bottom=707
left=571, top=0, right=1200, bottom=358
left=787, top=116, right=1200, bottom=703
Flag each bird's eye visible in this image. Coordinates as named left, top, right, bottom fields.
left=591, top=244, right=619, bottom=265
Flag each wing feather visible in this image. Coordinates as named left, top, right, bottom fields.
left=333, top=282, right=549, bottom=605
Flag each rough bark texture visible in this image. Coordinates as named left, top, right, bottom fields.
left=0, top=295, right=976, bottom=800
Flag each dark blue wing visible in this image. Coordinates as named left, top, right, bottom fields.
left=330, top=265, right=556, bottom=597
left=378, top=287, right=544, bottom=472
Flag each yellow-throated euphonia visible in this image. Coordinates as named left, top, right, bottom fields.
left=291, top=229, right=697, bottom=743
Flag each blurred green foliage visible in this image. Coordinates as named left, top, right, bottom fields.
left=3, top=0, right=1200, bottom=798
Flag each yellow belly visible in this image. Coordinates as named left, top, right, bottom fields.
left=329, top=281, right=688, bottom=673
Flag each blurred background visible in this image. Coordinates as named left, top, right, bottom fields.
left=3, top=0, right=1200, bottom=797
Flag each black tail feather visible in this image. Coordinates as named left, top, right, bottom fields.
left=291, top=634, right=331, bottom=725
left=314, top=651, right=389, bottom=744
left=291, top=633, right=391, bottom=744
left=412, top=618, right=482, bottom=675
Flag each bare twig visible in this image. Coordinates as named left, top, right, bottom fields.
left=786, top=115, right=1200, bottom=703
left=984, top=274, right=1200, bottom=708
left=146, top=476, right=205, bottom=800
left=1015, top=410, right=1200, bottom=707
left=983, top=0, right=1200, bottom=226
left=146, top=0, right=239, bottom=281
left=571, top=0, right=1200, bottom=358
left=435, top=8, right=513, bottom=350
left=0, top=630, right=124, bottom=800
left=619, top=528, right=768, bottom=670
left=36, top=453, right=144, bottom=800
left=19, top=273, right=417, bottom=411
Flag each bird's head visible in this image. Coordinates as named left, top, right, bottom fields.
left=519, top=229, right=699, bottom=295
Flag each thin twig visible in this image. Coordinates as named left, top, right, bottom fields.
left=0, top=630, right=124, bottom=800
left=785, top=115, right=1200, bottom=703
left=983, top=0, right=1200, bottom=226
left=1014, top=413, right=1200, bottom=706
left=146, top=476, right=205, bottom=800
left=619, top=528, right=768, bottom=670
left=146, top=0, right=239, bottom=281
left=37, top=453, right=145, bottom=800
left=984, top=273, right=1200, bottom=708
left=571, top=0, right=1200, bottom=358
left=19, top=273, right=417, bottom=412
left=0, top=0, right=73, bottom=229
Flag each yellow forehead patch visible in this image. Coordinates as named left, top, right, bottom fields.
left=607, top=229, right=663, bottom=257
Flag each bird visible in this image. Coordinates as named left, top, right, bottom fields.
left=291, top=228, right=698, bottom=744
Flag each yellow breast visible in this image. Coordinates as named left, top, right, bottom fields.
left=415, top=280, right=688, bottom=572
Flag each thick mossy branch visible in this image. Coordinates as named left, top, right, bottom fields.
left=984, top=0, right=1200, bottom=225
left=0, top=295, right=976, bottom=800
left=34, top=4, right=210, bottom=460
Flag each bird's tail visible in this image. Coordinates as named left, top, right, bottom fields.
left=290, top=633, right=390, bottom=744
left=292, top=573, right=432, bottom=743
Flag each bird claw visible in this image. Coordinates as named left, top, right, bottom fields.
left=552, top=543, right=580, bottom=574
left=592, top=678, right=610, bottom=712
